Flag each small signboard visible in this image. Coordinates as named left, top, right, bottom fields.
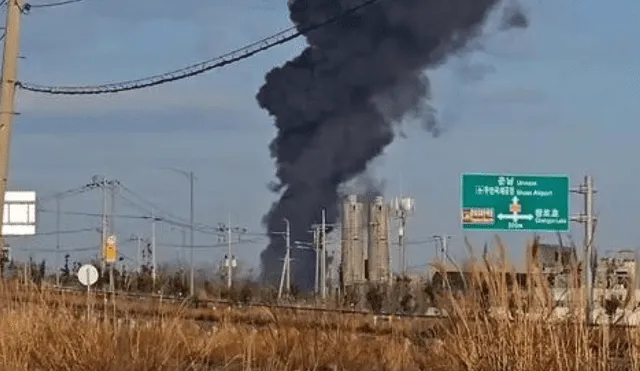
left=103, top=235, right=118, bottom=263
left=77, top=264, right=99, bottom=287
left=2, top=191, right=36, bottom=236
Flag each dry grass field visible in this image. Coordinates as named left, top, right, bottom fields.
left=0, top=241, right=639, bottom=370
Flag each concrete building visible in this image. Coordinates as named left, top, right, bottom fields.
left=340, top=195, right=366, bottom=287
left=340, top=195, right=391, bottom=288
left=526, top=242, right=578, bottom=289
left=367, top=196, right=390, bottom=284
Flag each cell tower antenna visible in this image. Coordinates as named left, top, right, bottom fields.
left=391, top=195, right=415, bottom=277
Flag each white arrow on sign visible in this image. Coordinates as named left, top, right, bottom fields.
left=512, top=196, right=519, bottom=204
left=497, top=213, right=533, bottom=221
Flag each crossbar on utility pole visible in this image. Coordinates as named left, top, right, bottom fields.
left=0, top=0, right=23, bottom=252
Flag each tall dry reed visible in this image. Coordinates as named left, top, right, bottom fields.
left=0, top=239, right=636, bottom=370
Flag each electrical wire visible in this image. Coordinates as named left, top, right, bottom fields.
left=18, top=0, right=384, bottom=95
left=26, top=227, right=96, bottom=236
left=38, top=182, right=100, bottom=202
left=115, top=192, right=222, bottom=235
left=27, top=0, right=82, bottom=8
left=157, top=237, right=263, bottom=249
left=36, top=181, right=266, bottom=239
left=117, top=183, right=192, bottom=226
left=115, top=182, right=238, bottom=235
left=37, top=208, right=151, bottom=220
left=20, top=245, right=99, bottom=253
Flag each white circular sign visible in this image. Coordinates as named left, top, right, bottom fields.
left=77, top=264, right=99, bottom=287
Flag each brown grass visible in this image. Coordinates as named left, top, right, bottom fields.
left=0, top=239, right=639, bottom=370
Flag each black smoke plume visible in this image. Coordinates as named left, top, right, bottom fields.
left=256, top=0, right=527, bottom=290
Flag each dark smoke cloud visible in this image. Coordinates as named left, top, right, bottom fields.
left=256, top=0, right=528, bottom=290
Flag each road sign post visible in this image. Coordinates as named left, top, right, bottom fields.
left=461, top=174, right=570, bottom=232
left=77, top=264, right=99, bottom=320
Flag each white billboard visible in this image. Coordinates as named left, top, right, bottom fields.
left=2, top=191, right=36, bottom=236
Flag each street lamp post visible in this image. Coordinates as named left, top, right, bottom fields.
left=162, top=168, right=196, bottom=297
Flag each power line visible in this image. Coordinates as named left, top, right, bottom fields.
left=37, top=206, right=262, bottom=238
left=117, top=183, right=191, bottom=226
left=158, top=238, right=263, bottom=249
left=38, top=208, right=149, bottom=220
left=18, top=0, right=384, bottom=95
left=38, top=182, right=100, bottom=202
left=114, top=193, right=220, bottom=235
left=18, top=245, right=98, bottom=253
left=115, top=182, right=226, bottom=235
left=27, top=0, right=82, bottom=8
left=27, top=227, right=96, bottom=236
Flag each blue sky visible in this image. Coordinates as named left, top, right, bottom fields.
left=6, top=0, right=640, bottom=275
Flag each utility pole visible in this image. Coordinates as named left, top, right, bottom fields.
left=188, top=171, right=195, bottom=297
left=151, top=210, right=157, bottom=288
left=0, top=0, right=23, bottom=252
left=571, top=175, right=596, bottom=325
left=108, top=181, right=116, bottom=294
left=163, top=168, right=196, bottom=296
left=218, top=216, right=246, bottom=289
left=128, top=234, right=146, bottom=273
left=321, top=208, right=327, bottom=300
left=278, top=245, right=289, bottom=299
left=285, top=219, right=291, bottom=293
left=433, top=235, right=451, bottom=288
left=110, top=180, right=116, bottom=235
left=55, top=195, right=61, bottom=286
left=227, top=214, right=232, bottom=288
left=100, top=179, right=107, bottom=278
left=311, top=215, right=338, bottom=300
left=135, top=235, right=142, bottom=273
left=278, top=218, right=292, bottom=299
left=313, top=228, right=319, bottom=295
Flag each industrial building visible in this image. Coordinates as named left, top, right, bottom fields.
left=431, top=242, right=640, bottom=310
left=367, top=196, right=390, bottom=284
left=340, top=195, right=391, bottom=289
left=340, top=195, right=366, bottom=286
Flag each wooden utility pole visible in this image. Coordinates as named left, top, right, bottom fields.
left=0, top=0, right=23, bottom=250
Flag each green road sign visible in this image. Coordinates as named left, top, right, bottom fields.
left=461, top=173, right=570, bottom=232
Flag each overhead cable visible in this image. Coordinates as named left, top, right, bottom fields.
left=158, top=238, right=263, bottom=249
left=37, top=208, right=149, bottom=220
left=18, top=0, right=383, bottom=95
left=27, top=0, right=83, bottom=8
left=20, top=245, right=98, bottom=253
left=38, top=182, right=100, bottom=202
left=28, top=227, right=96, bottom=236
